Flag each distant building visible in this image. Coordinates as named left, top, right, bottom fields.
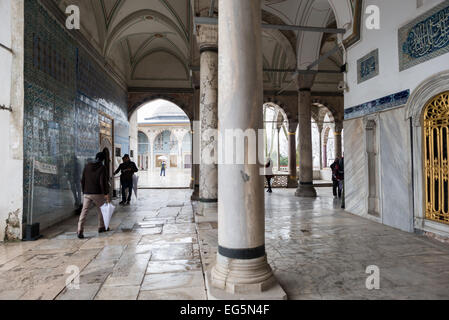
left=137, top=102, right=192, bottom=171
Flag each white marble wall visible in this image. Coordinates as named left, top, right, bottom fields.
left=379, top=107, right=414, bottom=232
left=344, top=107, right=414, bottom=232
left=344, top=118, right=368, bottom=217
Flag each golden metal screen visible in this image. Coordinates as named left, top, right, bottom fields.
left=423, top=92, right=449, bottom=224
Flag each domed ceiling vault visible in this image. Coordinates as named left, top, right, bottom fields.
left=54, top=0, right=354, bottom=93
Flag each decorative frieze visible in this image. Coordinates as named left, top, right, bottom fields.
left=345, top=90, right=410, bottom=120
left=399, top=0, right=449, bottom=71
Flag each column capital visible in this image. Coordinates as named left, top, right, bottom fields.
left=288, top=119, right=298, bottom=133
left=294, top=73, right=316, bottom=91
left=196, top=24, right=218, bottom=53
left=334, top=120, right=344, bottom=133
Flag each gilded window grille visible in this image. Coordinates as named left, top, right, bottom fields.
left=423, top=92, right=449, bottom=225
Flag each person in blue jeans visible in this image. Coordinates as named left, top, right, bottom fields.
left=160, top=161, right=166, bottom=176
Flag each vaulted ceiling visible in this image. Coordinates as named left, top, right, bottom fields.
left=55, top=0, right=353, bottom=92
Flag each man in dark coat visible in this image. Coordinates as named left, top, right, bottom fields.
left=330, top=157, right=341, bottom=198
left=77, top=152, right=110, bottom=239
left=114, top=154, right=138, bottom=205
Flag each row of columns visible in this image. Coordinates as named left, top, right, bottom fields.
left=189, top=0, right=342, bottom=298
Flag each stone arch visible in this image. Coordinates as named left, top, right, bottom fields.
left=406, top=70, right=449, bottom=126
left=128, top=92, right=193, bottom=121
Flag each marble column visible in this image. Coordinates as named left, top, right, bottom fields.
left=295, top=75, right=317, bottom=197
left=191, top=88, right=200, bottom=200
left=287, top=119, right=298, bottom=188
left=196, top=25, right=218, bottom=210
left=334, top=120, right=343, bottom=158
left=208, top=0, right=285, bottom=299
left=318, top=126, right=323, bottom=170
left=276, top=127, right=281, bottom=172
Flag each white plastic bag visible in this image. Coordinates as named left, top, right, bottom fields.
left=132, top=174, right=139, bottom=199
left=100, top=202, right=115, bottom=230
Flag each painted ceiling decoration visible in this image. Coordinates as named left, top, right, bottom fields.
left=53, top=0, right=353, bottom=91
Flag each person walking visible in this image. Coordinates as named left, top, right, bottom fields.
left=337, top=155, right=345, bottom=208
left=77, top=152, right=110, bottom=239
left=330, top=157, right=341, bottom=198
left=265, top=159, right=274, bottom=193
left=160, top=161, right=166, bottom=177
left=115, top=154, right=138, bottom=205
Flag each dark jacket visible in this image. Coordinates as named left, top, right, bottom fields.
left=81, top=161, right=109, bottom=195
left=115, top=161, right=138, bottom=183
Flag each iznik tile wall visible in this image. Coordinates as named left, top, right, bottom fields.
left=23, top=0, right=129, bottom=229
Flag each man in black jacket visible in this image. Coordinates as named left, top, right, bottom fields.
left=115, top=154, right=138, bottom=205
left=77, top=152, right=110, bottom=239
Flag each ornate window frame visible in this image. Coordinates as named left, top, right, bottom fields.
left=406, top=70, right=449, bottom=237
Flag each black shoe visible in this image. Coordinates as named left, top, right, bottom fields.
left=126, top=201, right=130, bottom=205
left=77, top=232, right=84, bottom=239
left=98, top=227, right=110, bottom=233
left=119, top=201, right=125, bottom=205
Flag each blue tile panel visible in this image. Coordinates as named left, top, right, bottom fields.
left=399, top=0, right=449, bottom=71
left=357, top=49, right=379, bottom=84
left=344, top=90, right=410, bottom=120
left=23, top=0, right=129, bottom=226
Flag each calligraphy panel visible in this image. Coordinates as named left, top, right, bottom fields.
left=357, top=49, right=379, bottom=83
left=399, top=0, right=449, bottom=71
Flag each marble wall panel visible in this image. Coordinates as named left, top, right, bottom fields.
left=344, top=118, right=368, bottom=217
left=379, top=107, right=414, bottom=232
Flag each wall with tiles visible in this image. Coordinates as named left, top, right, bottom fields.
left=23, top=0, right=129, bottom=231
left=343, top=0, right=449, bottom=233
left=345, top=0, right=449, bottom=110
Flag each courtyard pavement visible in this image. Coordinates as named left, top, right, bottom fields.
left=0, top=188, right=448, bottom=300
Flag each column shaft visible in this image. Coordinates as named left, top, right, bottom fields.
left=295, top=90, right=317, bottom=197
left=199, top=47, right=218, bottom=203
left=287, top=120, right=298, bottom=188
left=334, top=121, right=343, bottom=159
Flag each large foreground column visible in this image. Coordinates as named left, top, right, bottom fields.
left=295, top=77, right=317, bottom=197
left=208, top=0, right=285, bottom=299
left=197, top=25, right=218, bottom=211
left=287, top=119, right=298, bottom=188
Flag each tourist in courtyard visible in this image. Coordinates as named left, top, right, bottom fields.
left=160, top=161, right=166, bottom=177
left=77, top=152, right=110, bottom=239
left=337, top=155, right=345, bottom=208
left=330, top=157, right=341, bottom=198
left=265, top=159, right=274, bottom=193
left=114, top=154, right=138, bottom=205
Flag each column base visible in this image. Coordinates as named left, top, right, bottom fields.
left=197, top=200, right=218, bottom=217
left=191, top=185, right=200, bottom=201
left=207, top=254, right=286, bottom=299
left=205, top=268, right=287, bottom=300
left=295, top=184, right=317, bottom=197
left=287, top=176, right=298, bottom=188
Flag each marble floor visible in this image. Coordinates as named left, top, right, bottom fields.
left=136, top=169, right=191, bottom=188
left=1, top=188, right=449, bottom=300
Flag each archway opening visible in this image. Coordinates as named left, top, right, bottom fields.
left=131, top=99, right=192, bottom=188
